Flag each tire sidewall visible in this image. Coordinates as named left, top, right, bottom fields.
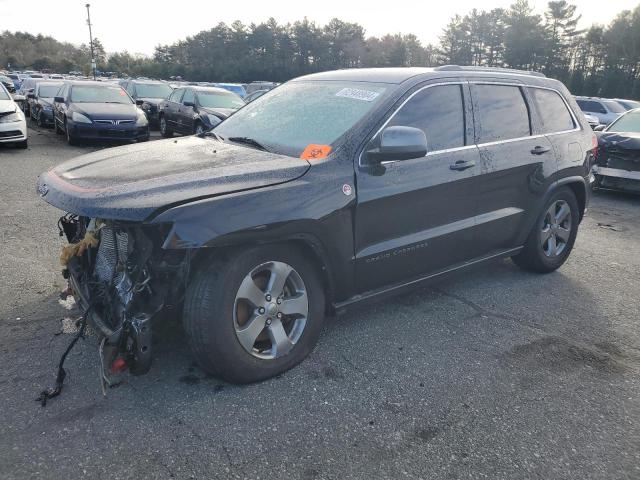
left=185, top=244, right=325, bottom=383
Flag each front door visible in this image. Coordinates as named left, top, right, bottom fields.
left=179, top=89, right=196, bottom=134
left=354, top=82, right=482, bottom=293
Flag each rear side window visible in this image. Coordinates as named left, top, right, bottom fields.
left=530, top=88, right=575, bottom=133
left=387, top=84, right=465, bottom=151
left=576, top=100, right=606, bottom=114
left=475, top=85, right=530, bottom=143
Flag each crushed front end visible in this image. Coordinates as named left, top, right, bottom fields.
left=594, top=133, right=640, bottom=193
left=59, top=215, right=190, bottom=381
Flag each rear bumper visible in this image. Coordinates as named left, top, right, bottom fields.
left=0, top=119, right=27, bottom=143
left=593, top=165, right=640, bottom=181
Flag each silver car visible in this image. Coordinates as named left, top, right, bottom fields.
left=575, top=96, right=626, bottom=126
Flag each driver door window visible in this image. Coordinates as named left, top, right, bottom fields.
left=386, top=84, right=466, bottom=152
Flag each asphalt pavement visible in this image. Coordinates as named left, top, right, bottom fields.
left=0, top=125, right=639, bottom=479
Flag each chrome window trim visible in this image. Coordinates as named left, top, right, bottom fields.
left=359, top=80, right=582, bottom=167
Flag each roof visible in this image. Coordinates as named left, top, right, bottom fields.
left=190, top=86, right=238, bottom=95
left=294, top=66, right=550, bottom=85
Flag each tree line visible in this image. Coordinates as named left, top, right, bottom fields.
left=1, top=0, right=639, bottom=99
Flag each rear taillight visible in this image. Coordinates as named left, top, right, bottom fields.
left=591, top=134, right=598, bottom=158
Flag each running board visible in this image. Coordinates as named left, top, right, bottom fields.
left=333, top=246, right=523, bottom=313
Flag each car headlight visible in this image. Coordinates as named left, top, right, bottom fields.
left=136, top=108, right=149, bottom=125
left=207, top=114, right=221, bottom=127
left=141, top=102, right=151, bottom=111
left=72, top=111, right=92, bottom=123
left=0, top=110, right=24, bottom=123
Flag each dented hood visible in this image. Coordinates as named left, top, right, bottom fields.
left=37, top=136, right=310, bottom=221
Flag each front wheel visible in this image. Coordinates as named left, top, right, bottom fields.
left=194, top=121, right=206, bottom=135
left=512, top=187, right=580, bottom=273
left=183, top=244, right=325, bottom=384
left=159, top=115, right=173, bottom=138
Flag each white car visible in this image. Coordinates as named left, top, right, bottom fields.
left=0, top=83, right=27, bottom=148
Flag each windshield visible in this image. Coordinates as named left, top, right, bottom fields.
left=197, top=90, right=245, bottom=109
left=0, top=86, right=9, bottom=100
left=602, top=100, right=626, bottom=114
left=213, top=81, right=388, bottom=157
left=618, top=100, right=640, bottom=110
left=37, top=84, right=62, bottom=97
left=71, top=85, right=132, bottom=104
left=607, top=111, right=640, bottom=133
left=136, top=83, right=173, bottom=99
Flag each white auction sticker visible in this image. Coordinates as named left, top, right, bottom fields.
left=335, top=88, right=380, bottom=102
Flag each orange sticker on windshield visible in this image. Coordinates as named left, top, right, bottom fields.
left=301, top=144, right=332, bottom=160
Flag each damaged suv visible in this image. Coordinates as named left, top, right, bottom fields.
left=37, top=67, right=594, bottom=385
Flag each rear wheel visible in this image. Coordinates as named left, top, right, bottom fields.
left=159, top=115, right=173, bottom=138
left=183, top=244, right=325, bottom=384
left=512, top=187, right=580, bottom=273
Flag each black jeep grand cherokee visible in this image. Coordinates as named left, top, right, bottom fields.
left=37, top=66, right=595, bottom=384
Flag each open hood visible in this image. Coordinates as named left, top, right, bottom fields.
left=37, top=136, right=310, bottom=221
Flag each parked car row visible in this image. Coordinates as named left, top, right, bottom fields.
left=0, top=82, right=27, bottom=148
left=574, top=95, right=640, bottom=127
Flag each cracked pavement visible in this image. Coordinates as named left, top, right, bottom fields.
left=1, top=126, right=639, bottom=479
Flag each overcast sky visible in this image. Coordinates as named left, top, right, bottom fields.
left=1, top=0, right=638, bottom=55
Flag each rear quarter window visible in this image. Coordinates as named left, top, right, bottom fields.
left=530, top=88, right=575, bottom=133
left=576, top=100, right=606, bottom=114
left=474, top=84, right=531, bottom=143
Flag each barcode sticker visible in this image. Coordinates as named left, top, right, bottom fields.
left=335, top=88, right=380, bottom=102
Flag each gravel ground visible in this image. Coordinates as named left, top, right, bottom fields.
left=1, top=125, right=639, bottom=479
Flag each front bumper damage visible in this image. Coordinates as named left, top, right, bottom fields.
left=59, top=215, right=190, bottom=382
left=595, top=134, right=640, bottom=193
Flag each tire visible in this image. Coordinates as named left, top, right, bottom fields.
left=512, top=187, right=580, bottom=273
left=183, top=244, right=325, bottom=384
left=159, top=115, right=173, bottom=138
left=37, top=112, right=45, bottom=128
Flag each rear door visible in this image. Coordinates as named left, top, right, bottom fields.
left=469, top=82, right=555, bottom=253
left=354, top=81, right=483, bottom=293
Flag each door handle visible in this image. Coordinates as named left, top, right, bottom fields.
left=450, top=159, right=476, bottom=171
left=531, top=145, right=551, bottom=155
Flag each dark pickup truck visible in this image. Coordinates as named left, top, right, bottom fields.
left=37, top=66, right=595, bottom=386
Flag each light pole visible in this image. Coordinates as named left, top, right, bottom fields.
left=85, top=3, right=96, bottom=79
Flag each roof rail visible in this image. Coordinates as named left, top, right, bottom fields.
left=434, top=65, right=546, bottom=78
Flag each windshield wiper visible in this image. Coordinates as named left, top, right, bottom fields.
left=227, top=136, right=269, bottom=152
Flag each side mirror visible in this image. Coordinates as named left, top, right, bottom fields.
left=27, top=93, right=35, bottom=99
left=183, top=101, right=195, bottom=108
left=54, top=96, right=64, bottom=103
left=594, top=124, right=606, bottom=132
left=365, top=126, right=428, bottom=163
left=135, top=99, right=144, bottom=106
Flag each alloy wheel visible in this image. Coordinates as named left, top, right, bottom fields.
left=541, top=200, right=572, bottom=257
left=233, top=261, right=308, bottom=360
